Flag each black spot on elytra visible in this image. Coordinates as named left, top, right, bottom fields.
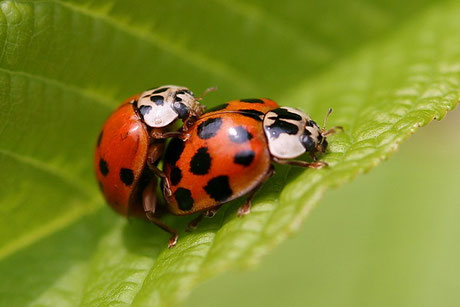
left=240, top=98, right=265, bottom=104
left=204, top=176, right=233, bottom=202
left=228, top=126, right=253, bottom=144
left=97, top=131, right=103, bottom=147
left=173, top=102, right=189, bottom=119
left=139, top=105, right=152, bottom=117
left=164, top=138, right=185, bottom=166
left=238, top=109, right=264, bottom=121
left=120, top=168, right=134, bottom=186
left=170, top=166, right=182, bottom=185
left=175, top=188, right=194, bottom=211
left=152, top=87, right=168, bottom=94
left=190, top=147, right=212, bottom=175
left=206, top=103, right=228, bottom=113
left=197, top=117, right=223, bottom=139
left=266, top=120, right=299, bottom=139
left=269, top=107, right=302, bottom=121
left=99, top=158, right=109, bottom=176
left=234, top=150, right=255, bottom=166
left=150, top=95, right=164, bottom=106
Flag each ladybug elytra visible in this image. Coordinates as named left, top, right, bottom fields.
left=94, top=85, right=206, bottom=247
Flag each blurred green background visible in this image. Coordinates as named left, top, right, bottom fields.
left=187, top=108, right=460, bottom=307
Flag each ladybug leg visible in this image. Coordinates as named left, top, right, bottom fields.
left=146, top=143, right=173, bottom=197
left=147, top=163, right=173, bottom=197
left=309, top=152, right=318, bottom=161
left=185, top=207, right=220, bottom=232
left=151, top=130, right=191, bottom=141
left=182, top=116, right=197, bottom=132
left=186, top=214, right=204, bottom=232
left=142, top=179, right=178, bottom=248
left=273, top=157, right=328, bottom=169
left=237, top=166, right=275, bottom=217
left=322, top=126, right=344, bottom=137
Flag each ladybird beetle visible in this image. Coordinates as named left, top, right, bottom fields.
left=94, top=85, right=206, bottom=247
left=162, top=99, right=343, bottom=238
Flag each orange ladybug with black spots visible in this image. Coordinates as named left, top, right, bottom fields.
left=163, top=98, right=279, bottom=215
left=162, top=98, right=343, bottom=235
left=94, top=85, right=205, bottom=247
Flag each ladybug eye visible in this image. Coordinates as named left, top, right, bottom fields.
left=300, top=134, right=315, bottom=152
left=173, top=101, right=190, bottom=119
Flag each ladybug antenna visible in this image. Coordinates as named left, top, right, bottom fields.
left=322, top=108, right=333, bottom=132
left=197, top=86, right=218, bottom=101
left=321, top=107, right=344, bottom=138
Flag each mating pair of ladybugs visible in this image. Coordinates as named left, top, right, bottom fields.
left=94, top=85, right=342, bottom=247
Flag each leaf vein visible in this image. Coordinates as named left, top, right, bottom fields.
left=0, top=147, right=93, bottom=197
left=0, top=66, right=114, bottom=108
left=0, top=198, right=102, bottom=260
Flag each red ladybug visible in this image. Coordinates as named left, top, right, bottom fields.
left=161, top=98, right=342, bottom=241
left=94, top=85, right=205, bottom=247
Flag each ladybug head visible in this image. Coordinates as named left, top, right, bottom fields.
left=172, top=87, right=206, bottom=121
left=136, top=85, right=205, bottom=128
left=300, top=108, right=342, bottom=155
left=299, top=119, right=325, bottom=153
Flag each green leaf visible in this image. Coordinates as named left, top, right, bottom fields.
left=0, top=0, right=458, bottom=306
left=185, top=110, right=460, bottom=307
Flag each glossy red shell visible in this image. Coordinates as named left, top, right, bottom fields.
left=94, top=96, right=154, bottom=217
left=206, top=98, right=279, bottom=114
left=163, top=98, right=279, bottom=215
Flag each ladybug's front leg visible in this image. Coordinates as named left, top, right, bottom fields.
left=272, top=157, right=328, bottom=169
left=237, top=166, right=275, bottom=217
left=150, top=130, right=188, bottom=140
left=322, top=125, right=344, bottom=137
left=181, top=116, right=196, bottom=132
left=142, top=178, right=178, bottom=248
left=147, top=162, right=173, bottom=197
left=146, top=143, right=173, bottom=197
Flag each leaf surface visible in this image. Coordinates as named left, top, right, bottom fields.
left=0, top=0, right=458, bottom=306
